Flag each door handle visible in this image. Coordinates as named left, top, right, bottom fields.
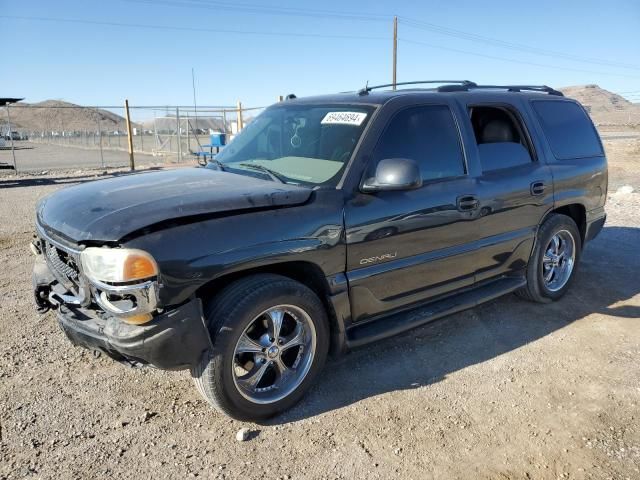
left=457, top=195, right=479, bottom=212
left=530, top=181, right=546, bottom=196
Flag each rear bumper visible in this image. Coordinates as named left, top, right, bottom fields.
left=585, top=209, right=606, bottom=243
left=56, top=298, right=211, bottom=370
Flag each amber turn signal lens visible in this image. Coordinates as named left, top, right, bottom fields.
left=122, top=313, right=153, bottom=325
left=123, top=253, right=158, bottom=281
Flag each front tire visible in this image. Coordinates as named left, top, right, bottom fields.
left=517, top=213, right=582, bottom=303
left=192, top=274, right=329, bottom=421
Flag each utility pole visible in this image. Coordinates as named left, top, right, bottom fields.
left=124, top=99, right=135, bottom=170
left=392, top=16, right=398, bottom=90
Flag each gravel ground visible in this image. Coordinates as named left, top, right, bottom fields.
left=0, top=141, right=639, bottom=480
left=0, top=142, right=192, bottom=172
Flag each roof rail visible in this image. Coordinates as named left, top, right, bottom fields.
left=438, top=84, right=564, bottom=96
left=358, top=80, right=476, bottom=96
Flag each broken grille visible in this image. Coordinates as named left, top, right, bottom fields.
left=43, top=240, right=81, bottom=292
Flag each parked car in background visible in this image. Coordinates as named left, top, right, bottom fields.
left=5, top=131, right=21, bottom=141
left=32, top=81, right=607, bottom=421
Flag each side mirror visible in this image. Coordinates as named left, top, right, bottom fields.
left=361, top=158, right=422, bottom=193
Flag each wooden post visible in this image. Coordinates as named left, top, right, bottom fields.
left=124, top=99, right=135, bottom=170
left=237, top=100, right=244, bottom=132
left=392, top=16, right=398, bottom=90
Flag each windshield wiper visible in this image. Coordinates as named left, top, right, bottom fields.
left=239, top=163, right=286, bottom=184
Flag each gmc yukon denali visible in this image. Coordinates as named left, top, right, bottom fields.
left=32, top=81, right=608, bottom=420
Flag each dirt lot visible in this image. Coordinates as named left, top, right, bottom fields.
left=0, top=138, right=639, bottom=479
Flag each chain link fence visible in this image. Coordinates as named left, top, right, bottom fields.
left=0, top=103, right=266, bottom=173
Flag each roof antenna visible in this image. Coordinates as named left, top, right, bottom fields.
left=358, top=80, right=370, bottom=96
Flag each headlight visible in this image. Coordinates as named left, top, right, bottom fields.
left=80, top=247, right=158, bottom=283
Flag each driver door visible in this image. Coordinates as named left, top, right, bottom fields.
left=344, top=103, right=483, bottom=322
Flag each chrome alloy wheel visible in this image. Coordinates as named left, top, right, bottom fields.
left=542, top=229, right=576, bottom=292
left=232, top=305, right=317, bottom=404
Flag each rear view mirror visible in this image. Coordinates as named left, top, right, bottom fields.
left=361, top=158, right=422, bottom=193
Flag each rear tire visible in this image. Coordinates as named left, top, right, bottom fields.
left=517, top=213, right=582, bottom=303
left=192, top=274, right=329, bottom=421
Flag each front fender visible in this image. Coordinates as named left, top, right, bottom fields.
left=123, top=190, right=347, bottom=307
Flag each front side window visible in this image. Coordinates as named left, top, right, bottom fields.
left=371, top=105, right=465, bottom=182
left=532, top=100, right=603, bottom=159
left=212, top=104, right=374, bottom=186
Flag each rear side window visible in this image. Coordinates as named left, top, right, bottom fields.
left=372, top=105, right=465, bottom=181
left=532, top=100, right=603, bottom=159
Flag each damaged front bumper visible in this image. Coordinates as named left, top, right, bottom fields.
left=56, top=299, right=211, bottom=370
left=33, top=254, right=211, bottom=371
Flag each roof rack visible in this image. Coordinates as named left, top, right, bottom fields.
left=358, top=80, right=476, bottom=96
left=356, top=81, right=563, bottom=97
left=438, top=84, right=564, bottom=96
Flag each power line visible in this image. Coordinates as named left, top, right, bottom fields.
left=0, top=15, right=387, bottom=41
left=124, top=0, right=391, bottom=22
left=121, top=2, right=640, bottom=72
left=123, top=0, right=640, bottom=73
left=399, top=17, right=640, bottom=71
left=399, top=37, right=640, bottom=79
left=3, top=13, right=639, bottom=82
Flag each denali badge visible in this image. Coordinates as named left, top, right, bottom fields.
left=359, top=252, right=397, bottom=265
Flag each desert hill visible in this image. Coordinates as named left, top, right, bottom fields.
left=559, top=84, right=639, bottom=125
left=2, top=86, right=637, bottom=133
left=0, top=100, right=134, bottom=132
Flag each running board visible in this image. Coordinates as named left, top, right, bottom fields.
left=345, top=276, right=526, bottom=348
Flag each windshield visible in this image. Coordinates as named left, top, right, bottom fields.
left=210, top=104, right=374, bottom=186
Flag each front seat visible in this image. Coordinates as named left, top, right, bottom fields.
left=480, top=119, right=516, bottom=144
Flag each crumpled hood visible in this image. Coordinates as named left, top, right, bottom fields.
left=37, top=168, right=312, bottom=242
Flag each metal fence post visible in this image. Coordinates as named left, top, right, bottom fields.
left=5, top=103, right=18, bottom=173
left=186, top=112, right=190, bottom=153
left=96, top=114, right=104, bottom=168
left=176, top=106, right=182, bottom=162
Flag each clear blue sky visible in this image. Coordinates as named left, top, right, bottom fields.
left=2, top=0, right=639, bottom=112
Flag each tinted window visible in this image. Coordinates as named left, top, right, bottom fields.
left=372, top=105, right=465, bottom=181
left=532, top=100, right=603, bottom=159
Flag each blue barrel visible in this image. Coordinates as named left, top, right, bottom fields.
left=210, top=132, right=226, bottom=147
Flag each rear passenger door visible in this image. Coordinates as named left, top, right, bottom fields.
left=462, top=100, right=554, bottom=282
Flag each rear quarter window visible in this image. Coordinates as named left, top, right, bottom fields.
left=531, top=100, right=603, bottom=159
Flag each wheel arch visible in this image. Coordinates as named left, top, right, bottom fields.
left=542, top=203, right=586, bottom=243
left=195, top=261, right=343, bottom=354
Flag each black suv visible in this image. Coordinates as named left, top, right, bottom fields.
left=32, top=81, right=607, bottom=421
